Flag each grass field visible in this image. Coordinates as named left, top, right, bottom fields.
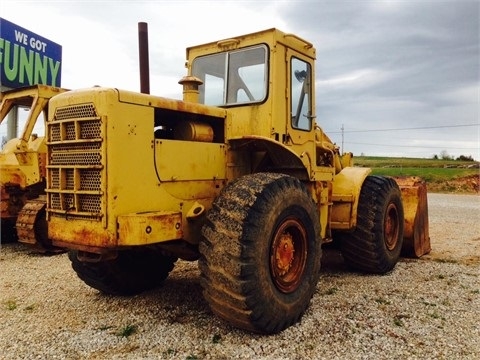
left=353, top=156, right=479, bottom=193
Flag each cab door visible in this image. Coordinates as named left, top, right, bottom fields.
left=287, top=55, right=315, bottom=146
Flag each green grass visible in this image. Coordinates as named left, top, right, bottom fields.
left=5, top=300, right=17, bottom=310
left=116, top=324, right=136, bottom=337
left=354, top=156, right=478, bottom=168
left=353, top=156, right=479, bottom=188
left=322, top=287, right=339, bottom=295
left=212, top=333, right=222, bottom=344
left=371, top=167, right=477, bottom=182
left=375, top=297, right=391, bottom=305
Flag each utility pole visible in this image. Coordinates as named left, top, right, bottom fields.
left=341, top=123, right=344, bottom=155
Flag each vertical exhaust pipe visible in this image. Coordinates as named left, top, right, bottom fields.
left=138, top=22, right=150, bottom=94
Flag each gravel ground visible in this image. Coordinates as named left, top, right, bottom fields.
left=0, top=193, right=479, bottom=359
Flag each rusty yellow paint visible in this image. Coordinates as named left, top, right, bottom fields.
left=0, top=85, right=68, bottom=244
left=117, top=211, right=183, bottom=245
left=394, top=176, right=431, bottom=257
left=0, top=86, right=67, bottom=187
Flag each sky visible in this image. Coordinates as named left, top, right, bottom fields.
left=1, top=0, right=479, bottom=160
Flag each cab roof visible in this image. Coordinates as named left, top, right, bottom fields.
left=186, top=28, right=316, bottom=62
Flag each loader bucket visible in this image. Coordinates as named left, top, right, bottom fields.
left=394, top=176, right=431, bottom=258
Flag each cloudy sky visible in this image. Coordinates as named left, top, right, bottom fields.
left=1, top=0, right=479, bottom=159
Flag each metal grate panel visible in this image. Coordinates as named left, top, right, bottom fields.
left=80, top=120, right=102, bottom=139
left=50, top=193, right=61, bottom=209
left=50, top=168, right=60, bottom=189
left=47, top=102, right=104, bottom=222
left=63, top=193, right=74, bottom=209
left=50, top=124, right=61, bottom=142
left=80, top=169, right=102, bottom=191
left=79, top=194, right=102, bottom=213
left=65, top=169, right=75, bottom=190
left=65, top=123, right=76, bottom=140
left=50, top=143, right=101, bottom=152
left=54, top=103, right=97, bottom=121
left=50, top=152, right=102, bottom=166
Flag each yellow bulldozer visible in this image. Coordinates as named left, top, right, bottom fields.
left=44, top=27, right=430, bottom=333
left=0, top=85, right=66, bottom=251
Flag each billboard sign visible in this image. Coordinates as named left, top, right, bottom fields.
left=0, top=17, right=62, bottom=88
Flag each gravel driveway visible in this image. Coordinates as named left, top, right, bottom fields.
left=1, top=193, right=479, bottom=359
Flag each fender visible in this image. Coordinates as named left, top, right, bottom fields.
left=330, top=166, right=371, bottom=230
left=229, top=136, right=310, bottom=180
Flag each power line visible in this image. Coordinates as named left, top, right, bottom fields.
left=327, top=123, right=479, bottom=134
left=345, top=141, right=479, bottom=150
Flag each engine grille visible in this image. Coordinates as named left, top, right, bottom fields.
left=46, top=103, right=104, bottom=221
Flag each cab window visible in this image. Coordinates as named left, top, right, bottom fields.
left=192, top=45, right=268, bottom=106
left=291, top=57, right=312, bottom=131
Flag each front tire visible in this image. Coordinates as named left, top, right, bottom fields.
left=199, top=173, right=322, bottom=334
left=69, top=248, right=177, bottom=295
left=340, top=176, right=404, bottom=274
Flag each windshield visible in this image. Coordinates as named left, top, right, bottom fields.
left=191, top=45, right=268, bottom=106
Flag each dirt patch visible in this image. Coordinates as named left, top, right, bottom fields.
left=428, top=174, right=480, bottom=194
left=422, top=238, right=480, bottom=266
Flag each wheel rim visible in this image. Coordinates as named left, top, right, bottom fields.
left=384, top=203, right=400, bottom=251
left=270, top=218, right=308, bottom=293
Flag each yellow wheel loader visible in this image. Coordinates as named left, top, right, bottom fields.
left=45, top=27, right=430, bottom=333
left=0, top=85, right=66, bottom=252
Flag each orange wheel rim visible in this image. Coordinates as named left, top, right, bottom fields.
left=270, top=218, right=308, bottom=293
left=384, top=203, right=399, bottom=251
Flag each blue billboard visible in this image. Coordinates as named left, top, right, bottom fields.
left=0, top=18, right=62, bottom=88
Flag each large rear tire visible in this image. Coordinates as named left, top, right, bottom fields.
left=199, top=173, right=322, bottom=334
left=69, top=248, right=177, bottom=295
left=340, top=175, right=404, bottom=274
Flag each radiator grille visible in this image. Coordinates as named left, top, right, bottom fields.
left=80, top=170, right=102, bottom=191
left=66, top=123, right=76, bottom=140
left=50, top=152, right=102, bottom=166
left=49, top=119, right=102, bottom=143
left=81, top=121, right=102, bottom=139
left=49, top=143, right=101, bottom=152
left=46, top=102, right=104, bottom=221
left=65, top=169, right=74, bottom=190
left=54, top=103, right=97, bottom=120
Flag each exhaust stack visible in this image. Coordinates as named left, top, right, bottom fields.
left=138, top=22, right=150, bottom=94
